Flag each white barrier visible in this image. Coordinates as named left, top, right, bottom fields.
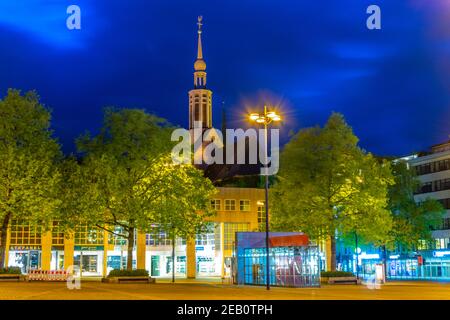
left=27, top=269, right=69, bottom=281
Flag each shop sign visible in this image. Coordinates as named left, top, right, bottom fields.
left=9, top=246, right=41, bottom=251
left=433, top=250, right=450, bottom=258
left=360, top=253, right=380, bottom=260
left=74, top=246, right=104, bottom=251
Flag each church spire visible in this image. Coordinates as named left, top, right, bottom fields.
left=197, top=16, right=203, bottom=60
left=194, top=16, right=206, bottom=75
left=189, top=16, right=212, bottom=131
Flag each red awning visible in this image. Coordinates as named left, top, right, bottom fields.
left=269, top=234, right=309, bottom=247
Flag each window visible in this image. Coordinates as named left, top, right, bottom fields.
left=239, top=200, right=250, bottom=211
left=176, top=256, right=186, bottom=274
left=439, top=218, right=450, bottom=230
left=415, top=159, right=450, bottom=176
left=107, top=226, right=133, bottom=246
left=74, top=225, right=104, bottom=245
left=257, top=201, right=266, bottom=231
left=435, top=238, right=450, bottom=250
left=210, top=199, right=221, bottom=210
left=194, top=104, right=200, bottom=121
left=9, top=220, right=41, bottom=245
left=51, top=221, right=64, bottom=245
left=415, top=164, right=431, bottom=175
left=417, top=240, right=429, bottom=250
left=196, top=223, right=216, bottom=246
left=224, top=223, right=249, bottom=250
left=435, top=179, right=450, bottom=192
left=225, top=199, right=236, bottom=211
left=438, top=198, right=450, bottom=209
left=146, top=226, right=172, bottom=246
left=196, top=233, right=215, bottom=246
left=434, top=159, right=450, bottom=173
left=202, top=104, right=207, bottom=127
left=416, top=182, right=432, bottom=194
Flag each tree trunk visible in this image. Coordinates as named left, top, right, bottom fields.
left=383, top=245, right=388, bottom=282
left=172, top=234, right=175, bottom=283
left=126, top=227, right=135, bottom=271
left=330, top=235, right=337, bottom=271
left=354, top=232, right=359, bottom=278
left=0, top=213, right=11, bottom=269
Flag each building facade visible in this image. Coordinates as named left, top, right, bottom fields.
left=406, top=140, right=450, bottom=278
left=335, top=140, right=450, bottom=280
left=3, top=187, right=265, bottom=278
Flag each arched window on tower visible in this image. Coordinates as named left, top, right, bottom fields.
left=202, top=103, right=207, bottom=128
left=194, top=103, right=200, bottom=122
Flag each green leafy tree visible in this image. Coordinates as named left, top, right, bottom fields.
left=76, top=108, right=215, bottom=270
left=0, top=89, right=62, bottom=268
left=387, top=160, right=444, bottom=250
left=271, top=113, right=394, bottom=271
left=151, top=162, right=217, bottom=282
left=55, top=156, right=102, bottom=232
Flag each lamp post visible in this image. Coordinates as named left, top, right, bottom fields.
left=249, top=106, right=281, bottom=290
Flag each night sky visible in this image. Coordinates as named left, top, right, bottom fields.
left=0, top=0, right=449, bottom=156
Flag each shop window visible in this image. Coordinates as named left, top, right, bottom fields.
left=176, top=256, right=186, bottom=274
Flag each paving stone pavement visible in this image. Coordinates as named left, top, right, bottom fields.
left=0, top=280, right=449, bottom=300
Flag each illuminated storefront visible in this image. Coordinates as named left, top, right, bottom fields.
left=73, top=226, right=104, bottom=276
left=7, top=220, right=42, bottom=274
left=144, top=227, right=187, bottom=278
left=106, top=227, right=136, bottom=274
left=235, top=232, right=320, bottom=287
left=196, top=223, right=222, bottom=277
left=337, top=242, right=450, bottom=281
left=387, top=251, right=450, bottom=280
left=1, top=188, right=265, bottom=279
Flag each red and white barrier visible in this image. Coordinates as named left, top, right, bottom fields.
left=27, top=269, right=69, bottom=281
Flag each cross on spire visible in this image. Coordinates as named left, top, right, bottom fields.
left=197, top=16, right=203, bottom=33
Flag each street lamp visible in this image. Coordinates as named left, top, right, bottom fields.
left=249, top=105, right=281, bottom=290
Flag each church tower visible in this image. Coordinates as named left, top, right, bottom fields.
left=189, top=16, right=212, bottom=133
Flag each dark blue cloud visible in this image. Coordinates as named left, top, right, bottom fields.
left=0, top=0, right=448, bottom=156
